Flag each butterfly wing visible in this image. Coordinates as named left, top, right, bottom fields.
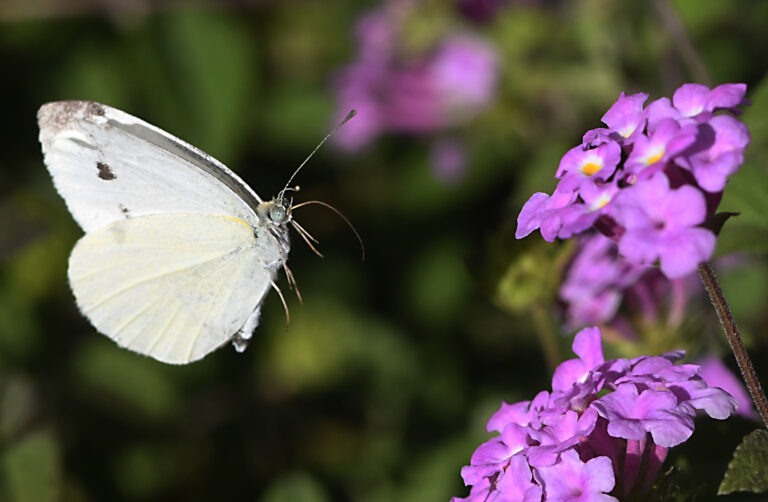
left=68, top=213, right=280, bottom=364
left=38, top=101, right=262, bottom=232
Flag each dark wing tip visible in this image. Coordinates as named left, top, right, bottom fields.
left=38, top=101, right=108, bottom=140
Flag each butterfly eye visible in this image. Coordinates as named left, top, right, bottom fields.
left=269, top=203, right=288, bottom=223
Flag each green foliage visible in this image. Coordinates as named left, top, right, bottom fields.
left=262, top=473, right=329, bottom=502
left=719, top=429, right=768, bottom=495
left=1, top=430, right=62, bottom=502
left=71, top=339, right=181, bottom=423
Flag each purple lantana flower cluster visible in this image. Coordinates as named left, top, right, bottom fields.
left=516, top=83, right=750, bottom=278
left=332, top=6, right=498, bottom=153
left=453, top=327, right=738, bottom=501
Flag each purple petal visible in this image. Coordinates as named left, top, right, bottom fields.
left=461, top=463, right=500, bottom=486
left=645, top=97, right=678, bottom=130
left=470, top=437, right=514, bottom=466
left=516, top=192, right=551, bottom=239
left=552, top=359, right=589, bottom=393
left=431, top=35, right=498, bottom=112
left=657, top=227, right=715, bottom=278
left=583, top=455, right=617, bottom=494
left=704, top=83, right=747, bottom=112
left=496, top=455, right=542, bottom=502
left=535, top=449, right=618, bottom=502
left=487, top=400, right=532, bottom=432
left=672, top=83, right=710, bottom=118
left=572, top=326, right=605, bottom=369
left=645, top=409, right=695, bottom=447
left=617, top=229, right=660, bottom=266
left=658, top=184, right=708, bottom=230
left=698, top=356, right=758, bottom=419
left=601, top=92, right=648, bottom=139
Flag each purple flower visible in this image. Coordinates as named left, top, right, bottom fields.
left=551, top=327, right=604, bottom=392
left=516, top=186, right=579, bottom=242
left=462, top=423, right=529, bottom=485
left=559, top=234, right=648, bottom=328
left=496, top=456, right=544, bottom=502
left=515, top=83, right=750, bottom=279
left=453, top=327, right=739, bottom=501
left=601, top=92, right=648, bottom=142
left=590, top=384, right=695, bottom=447
left=646, top=83, right=748, bottom=127
left=487, top=391, right=550, bottom=432
left=556, top=141, right=621, bottom=192
left=624, top=119, right=697, bottom=177
left=431, top=35, right=498, bottom=116
left=679, top=116, right=751, bottom=192
left=612, top=172, right=716, bottom=278
left=698, top=356, right=758, bottom=419
left=527, top=409, right=598, bottom=467
left=332, top=8, right=498, bottom=152
left=534, top=450, right=617, bottom=502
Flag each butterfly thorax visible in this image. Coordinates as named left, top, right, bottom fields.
left=253, top=198, right=291, bottom=271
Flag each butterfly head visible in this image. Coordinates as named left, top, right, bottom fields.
left=257, top=197, right=292, bottom=227
left=269, top=197, right=290, bottom=224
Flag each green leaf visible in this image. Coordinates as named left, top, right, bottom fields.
left=718, top=429, right=768, bottom=494
left=1, top=430, right=62, bottom=502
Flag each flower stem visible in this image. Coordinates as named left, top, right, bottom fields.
left=698, top=261, right=768, bottom=428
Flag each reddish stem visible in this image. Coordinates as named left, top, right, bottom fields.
left=698, top=262, right=768, bottom=428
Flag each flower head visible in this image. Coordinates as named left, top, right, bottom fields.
left=516, top=83, right=750, bottom=278
left=332, top=8, right=498, bottom=151
left=452, top=327, right=738, bottom=501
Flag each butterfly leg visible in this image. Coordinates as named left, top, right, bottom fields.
left=283, top=263, right=303, bottom=304
left=231, top=306, right=261, bottom=353
left=270, top=280, right=291, bottom=330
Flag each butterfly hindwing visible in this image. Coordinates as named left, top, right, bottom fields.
left=67, top=213, right=276, bottom=364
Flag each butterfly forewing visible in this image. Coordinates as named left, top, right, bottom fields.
left=38, top=101, right=262, bottom=232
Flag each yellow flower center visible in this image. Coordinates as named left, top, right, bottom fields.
left=646, top=149, right=664, bottom=165
left=582, top=162, right=601, bottom=176
left=590, top=193, right=612, bottom=211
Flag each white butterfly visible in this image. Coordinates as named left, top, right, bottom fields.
left=38, top=101, right=354, bottom=365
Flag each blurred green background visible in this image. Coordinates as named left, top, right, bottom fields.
left=1, top=0, right=768, bottom=500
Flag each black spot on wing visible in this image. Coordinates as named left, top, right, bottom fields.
left=119, top=204, right=130, bottom=217
left=97, top=162, right=116, bottom=180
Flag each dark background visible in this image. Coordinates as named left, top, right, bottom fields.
left=1, top=1, right=767, bottom=500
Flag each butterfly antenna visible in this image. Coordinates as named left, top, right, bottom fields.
left=290, top=200, right=365, bottom=261
left=278, top=110, right=356, bottom=202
